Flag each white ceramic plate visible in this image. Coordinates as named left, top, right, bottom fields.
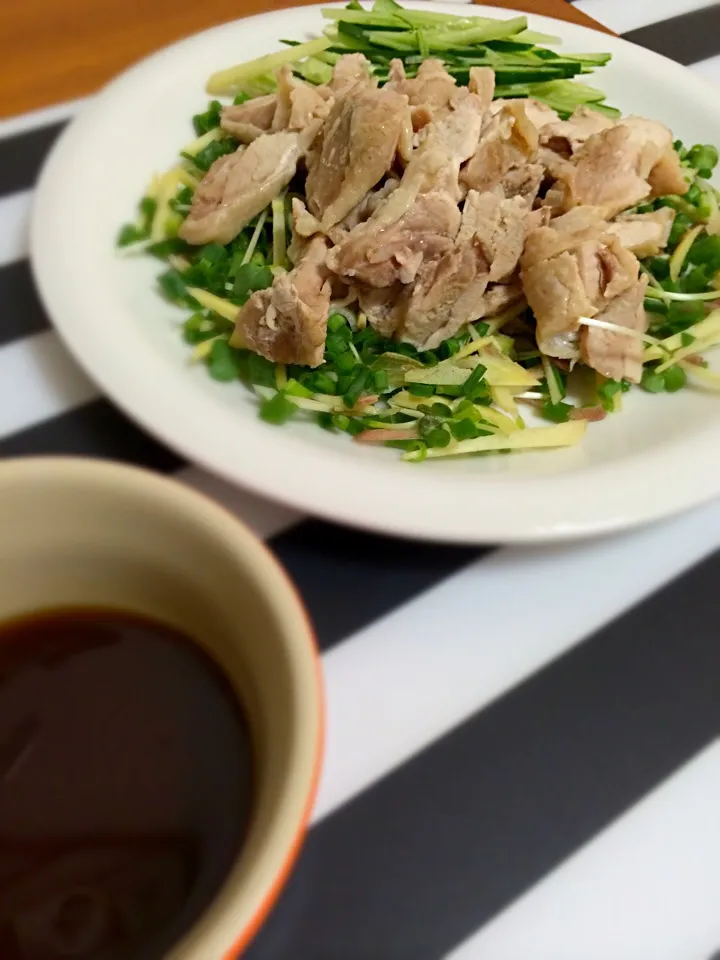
left=31, top=2, right=720, bottom=543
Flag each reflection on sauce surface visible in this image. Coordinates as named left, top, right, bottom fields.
left=0, top=609, right=254, bottom=959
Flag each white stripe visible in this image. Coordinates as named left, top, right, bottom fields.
left=0, top=331, right=97, bottom=438
left=690, top=52, right=720, bottom=87
left=0, top=190, right=31, bottom=267
left=573, top=0, right=715, bottom=35
left=0, top=330, right=98, bottom=438
left=312, top=502, right=720, bottom=821
left=0, top=97, right=88, bottom=140
left=445, top=739, right=720, bottom=960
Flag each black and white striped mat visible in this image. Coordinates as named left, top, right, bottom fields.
left=2, top=2, right=720, bottom=957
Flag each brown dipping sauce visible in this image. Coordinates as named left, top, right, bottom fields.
left=0, top=609, right=254, bottom=960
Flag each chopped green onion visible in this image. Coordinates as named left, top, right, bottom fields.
left=192, top=100, right=222, bottom=135
left=233, top=262, right=273, bottom=301
left=328, top=313, right=350, bottom=334
left=541, top=400, right=573, bottom=423
left=308, top=371, right=337, bottom=394
left=285, top=378, right=314, bottom=399
left=451, top=419, right=482, bottom=441
left=343, top=368, right=370, bottom=408
left=335, top=350, right=358, bottom=374
left=461, top=363, right=488, bottom=398
left=641, top=368, right=666, bottom=393
left=183, top=312, right=217, bottom=344
left=259, top=391, right=298, bottom=424
left=407, top=382, right=435, bottom=397
left=687, top=144, right=719, bottom=175
left=246, top=352, right=276, bottom=387
left=117, top=224, right=146, bottom=247
left=597, top=378, right=622, bottom=412
left=663, top=364, right=687, bottom=392
left=402, top=441, right=428, bottom=463
left=332, top=413, right=351, bottom=431
left=207, top=339, right=242, bottom=381
left=372, top=369, right=390, bottom=392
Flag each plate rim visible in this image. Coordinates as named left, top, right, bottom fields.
left=30, top=0, right=720, bottom=544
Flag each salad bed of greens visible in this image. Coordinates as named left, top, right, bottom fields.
left=118, top=0, right=720, bottom=462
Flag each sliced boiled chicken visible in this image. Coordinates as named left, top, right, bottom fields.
left=221, top=95, right=277, bottom=143
left=580, top=275, right=649, bottom=382
left=522, top=208, right=640, bottom=359
left=606, top=208, right=675, bottom=258
left=329, top=53, right=375, bottom=95
left=461, top=100, right=542, bottom=204
left=327, top=190, right=461, bottom=287
left=386, top=58, right=458, bottom=114
left=180, top=132, right=301, bottom=245
left=549, top=116, right=689, bottom=218
left=305, top=84, right=412, bottom=230
left=271, top=64, right=332, bottom=132
left=398, top=191, right=530, bottom=350
left=232, top=236, right=331, bottom=367
left=541, top=106, right=615, bottom=157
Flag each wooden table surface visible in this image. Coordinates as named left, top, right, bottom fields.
left=0, top=0, right=609, bottom=119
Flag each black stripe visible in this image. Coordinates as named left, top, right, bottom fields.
left=244, top=549, right=720, bottom=959
left=0, top=399, right=183, bottom=472
left=0, top=260, right=50, bottom=347
left=0, top=121, right=66, bottom=199
left=269, top=522, right=481, bottom=651
left=623, top=4, right=720, bottom=65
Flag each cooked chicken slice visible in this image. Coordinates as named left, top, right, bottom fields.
left=356, top=283, right=405, bottom=337
left=271, top=64, right=295, bottom=132
left=400, top=239, right=490, bottom=349
left=502, top=162, right=545, bottom=204
left=468, top=67, right=496, bottom=113
left=430, top=90, right=486, bottom=164
left=386, top=58, right=457, bottom=113
left=329, top=53, right=375, bottom=94
left=597, top=233, right=641, bottom=300
left=221, top=95, right=277, bottom=143
left=648, top=148, right=689, bottom=197
left=522, top=212, right=640, bottom=358
left=271, top=65, right=332, bottom=133
left=291, top=198, right=322, bottom=239
left=289, top=82, right=333, bottom=130
left=580, top=276, right=649, bottom=382
left=523, top=251, right=597, bottom=357
left=327, top=191, right=461, bottom=287
left=305, top=85, right=412, bottom=230
left=522, top=206, right=605, bottom=268
left=492, top=97, right=559, bottom=133
left=538, top=144, right=574, bottom=182
left=396, top=189, right=530, bottom=349
left=606, top=208, right=675, bottom=258
left=461, top=191, right=529, bottom=282
left=555, top=116, right=687, bottom=218
left=541, top=106, right=615, bottom=157
left=566, top=124, right=652, bottom=216
left=481, top=281, right=524, bottom=316
left=461, top=101, right=538, bottom=197
left=180, top=133, right=300, bottom=245
left=338, top=178, right=399, bottom=232
left=233, top=236, right=331, bottom=367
